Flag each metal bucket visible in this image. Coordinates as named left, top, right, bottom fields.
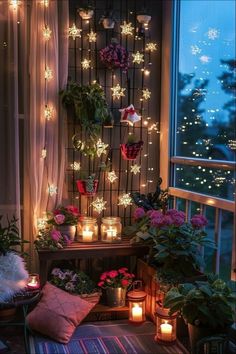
left=106, top=287, right=126, bottom=307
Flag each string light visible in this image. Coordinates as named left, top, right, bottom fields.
left=111, top=84, right=126, bottom=99
left=87, top=30, right=97, bottom=43
left=41, top=0, right=49, bottom=6
left=96, top=139, right=108, bottom=157
left=42, top=25, right=52, bottom=41
left=41, top=148, right=47, bottom=159
left=68, top=23, right=82, bottom=40
left=9, top=0, right=21, bottom=10
left=90, top=197, right=107, bottom=214
left=81, top=58, right=91, bottom=69
left=107, top=171, right=118, bottom=183
left=45, top=67, right=53, bottom=80
left=120, top=21, right=134, bottom=36
left=132, top=51, right=144, bottom=64
left=44, top=105, right=53, bottom=120
left=37, top=213, right=48, bottom=231
left=48, top=184, right=57, bottom=196
left=70, top=162, right=81, bottom=171
left=130, top=164, right=141, bottom=175
left=118, top=193, right=132, bottom=208
left=145, top=42, right=157, bottom=52
left=142, top=88, right=151, bottom=100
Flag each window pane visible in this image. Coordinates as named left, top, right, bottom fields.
left=176, top=0, right=236, bottom=161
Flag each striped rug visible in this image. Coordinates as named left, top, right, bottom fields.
left=29, top=320, right=189, bottom=354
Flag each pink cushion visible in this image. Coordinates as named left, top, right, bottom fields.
left=26, top=282, right=96, bottom=343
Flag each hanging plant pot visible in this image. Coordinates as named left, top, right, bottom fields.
left=76, top=179, right=99, bottom=197
left=78, top=8, right=94, bottom=20
left=120, top=141, right=143, bottom=160
left=102, top=18, right=115, bottom=29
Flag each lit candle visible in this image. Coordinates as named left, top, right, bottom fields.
left=160, top=321, right=173, bottom=341
left=82, top=227, right=93, bottom=242
left=27, top=275, right=40, bottom=290
left=106, top=227, right=117, bottom=240
left=132, top=304, right=143, bottom=322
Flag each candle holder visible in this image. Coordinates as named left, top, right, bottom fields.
left=78, top=217, right=98, bottom=242
left=101, top=217, right=122, bottom=242
left=127, top=281, right=146, bottom=324
left=155, top=306, right=177, bottom=345
left=27, top=274, right=40, bottom=291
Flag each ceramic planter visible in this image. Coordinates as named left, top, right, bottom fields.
left=137, top=14, right=151, bottom=25
left=106, top=287, right=126, bottom=307
left=56, top=225, right=76, bottom=241
left=76, top=179, right=99, bottom=197
left=102, top=18, right=115, bottom=29
left=79, top=9, right=94, bottom=20
left=120, top=141, right=143, bottom=160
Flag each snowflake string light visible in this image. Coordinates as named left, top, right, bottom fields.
left=68, top=23, right=82, bottom=40
left=228, top=140, right=236, bottom=150
left=42, top=25, right=52, bottom=41
left=120, top=21, right=134, bottom=36
left=87, top=30, right=97, bottom=42
left=118, top=193, right=132, bottom=208
left=132, top=51, right=144, bottom=64
left=130, top=164, right=141, bottom=175
left=91, top=197, right=107, bottom=214
left=45, top=67, right=53, bottom=80
left=81, top=58, right=91, bottom=70
left=111, top=84, right=126, bottom=99
left=207, top=28, right=219, bottom=40
left=191, top=45, right=201, bottom=55
left=48, top=184, right=57, bottom=196
left=41, top=148, right=47, bottom=159
left=107, top=171, right=118, bottom=183
left=142, top=88, right=151, bottom=100
left=145, top=42, right=157, bottom=52
left=70, top=161, right=81, bottom=171
left=44, top=105, right=53, bottom=120
left=199, top=55, right=211, bottom=64
left=96, top=139, right=108, bottom=157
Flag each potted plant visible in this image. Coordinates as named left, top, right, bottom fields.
left=35, top=226, right=72, bottom=251
left=164, top=275, right=236, bottom=354
left=76, top=173, right=99, bottom=197
left=120, top=134, right=143, bottom=160
left=99, top=38, right=129, bottom=71
left=99, top=9, right=116, bottom=29
left=98, top=268, right=135, bottom=307
left=78, top=5, right=94, bottom=20
left=47, top=205, right=80, bottom=241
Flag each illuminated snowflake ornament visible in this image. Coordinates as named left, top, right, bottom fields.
left=111, top=84, right=126, bottom=99
left=91, top=197, right=107, bottom=214
left=130, top=164, right=141, bottom=175
left=199, top=55, right=211, bottom=64
left=96, top=139, right=108, bottom=157
left=145, top=42, right=157, bottom=52
left=42, top=25, right=52, bottom=41
left=132, top=51, right=144, bottom=64
left=68, top=23, right=82, bottom=40
left=118, top=193, right=132, bottom=208
left=119, top=104, right=141, bottom=126
left=107, top=171, right=118, bottom=183
left=207, top=28, right=219, bottom=40
left=142, top=88, right=151, bottom=100
left=70, top=161, right=81, bottom=171
left=87, top=30, right=97, bottom=42
left=191, top=45, right=201, bottom=55
left=120, top=21, right=134, bottom=36
left=48, top=184, right=57, bottom=196
left=44, top=105, right=53, bottom=120
left=81, top=59, right=91, bottom=69
left=45, top=67, right=53, bottom=80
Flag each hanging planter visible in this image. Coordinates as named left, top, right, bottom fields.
left=120, top=135, right=143, bottom=160
left=76, top=175, right=99, bottom=197
left=78, top=6, right=94, bottom=20
left=99, top=39, right=129, bottom=72
left=100, top=10, right=116, bottom=29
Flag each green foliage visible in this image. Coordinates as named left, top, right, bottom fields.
left=164, top=274, right=236, bottom=328
left=0, top=215, right=28, bottom=255
left=127, top=134, right=138, bottom=145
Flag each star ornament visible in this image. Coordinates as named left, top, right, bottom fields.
left=96, top=139, right=108, bottom=157
left=207, top=28, right=219, bottom=40
left=120, top=21, right=134, bottom=36
left=87, top=30, right=97, bottom=42
left=91, top=197, right=107, bottom=214
left=130, top=164, right=141, bottom=175
left=48, top=184, right=57, bottom=196
left=118, top=193, right=133, bottom=208
left=107, top=171, right=118, bottom=183
left=119, top=104, right=141, bottom=126
left=44, top=105, right=53, bottom=120
left=142, top=88, right=151, bottom=100
left=132, top=51, right=144, bottom=64
left=145, top=42, right=157, bottom=52
left=68, top=23, right=82, bottom=40
left=45, top=67, right=53, bottom=81
left=111, top=84, right=126, bottom=99
left=81, top=58, right=91, bottom=69
left=199, top=55, right=211, bottom=64
left=42, top=25, right=52, bottom=41
left=70, top=161, right=81, bottom=171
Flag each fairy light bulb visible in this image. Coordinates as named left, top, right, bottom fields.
left=10, top=0, right=21, bottom=10
left=48, top=184, right=57, bottom=196
left=42, top=25, right=52, bottom=41
left=41, top=148, right=47, bottom=159
left=41, top=0, right=49, bottom=6
left=44, top=105, right=53, bottom=120
left=45, top=67, right=53, bottom=81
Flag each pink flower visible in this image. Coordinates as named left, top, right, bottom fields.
left=133, top=208, right=145, bottom=220
left=150, top=210, right=163, bottom=219
left=98, top=281, right=104, bottom=287
left=54, top=214, right=66, bottom=225
left=109, top=270, right=118, bottom=278
left=118, top=268, right=128, bottom=274
left=66, top=205, right=79, bottom=216
left=53, top=209, right=60, bottom=215
left=100, top=272, right=108, bottom=280
left=51, top=230, right=61, bottom=241
left=151, top=215, right=164, bottom=227
left=162, top=215, right=173, bottom=226
left=121, top=279, right=129, bottom=287
left=191, top=214, right=208, bottom=228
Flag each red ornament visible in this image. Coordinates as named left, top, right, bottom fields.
left=120, top=141, right=143, bottom=160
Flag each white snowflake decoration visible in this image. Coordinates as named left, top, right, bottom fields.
left=68, top=23, right=82, bottom=40
left=142, top=89, right=151, bottom=100
left=96, top=139, right=108, bottom=157
left=191, top=45, right=201, bottom=55
left=107, top=171, right=118, bottom=183
left=199, top=55, right=211, bottom=64
left=120, top=21, right=134, bottom=36
left=48, top=184, right=57, bottom=196
left=87, top=30, right=97, bottom=43
left=130, top=164, right=141, bottom=175
left=207, top=28, right=219, bottom=40
left=132, top=51, right=144, bottom=64
left=118, top=193, right=132, bottom=208
left=111, top=84, right=126, bottom=99
left=70, top=162, right=81, bottom=171
left=91, top=197, right=107, bottom=214
left=81, top=59, right=91, bottom=70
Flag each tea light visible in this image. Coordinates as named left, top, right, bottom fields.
left=101, top=217, right=122, bottom=243
left=27, top=274, right=40, bottom=290
left=155, top=306, right=177, bottom=345
left=160, top=321, right=173, bottom=341
left=131, top=304, right=143, bottom=322
left=127, top=281, right=146, bottom=324
left=82, top=227, right=93, bottom=242
left=106, top=227, right=117, bottom=240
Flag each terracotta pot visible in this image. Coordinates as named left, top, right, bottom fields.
left=120, top=141, right=143, bottom=160
left=106, top=287, right=126, bottom=307
left=56, top=225, right=76, bottom=241
left=76, top=179, right=99, bottom=197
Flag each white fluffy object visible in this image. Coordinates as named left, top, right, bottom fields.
left=0, top=252, right=29, bottom=303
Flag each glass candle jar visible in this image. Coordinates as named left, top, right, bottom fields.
left=78, top=217, right=98, bottom=242
left=127, top=281, right=146, bottom=324
left=101, top=217, right=122, bottom=242
left=27, top=274, right=40, bottom=290
left=155, top=306, right=177, bottom=345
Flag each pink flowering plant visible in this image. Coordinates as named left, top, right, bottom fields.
left=99, top=42, right=129, bottom=71
left=130, top=208, right=215, bottom=279
left=34, top=226, right=72, bottom=251
left=98, top=268, right=135, bottom=289
left=47, top=205, right=80, bottom=226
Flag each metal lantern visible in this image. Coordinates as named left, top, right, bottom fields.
left=155, top=306, right=177, bottom=345
left=127, top=281, right=147, bottom=324
left=101, top=217, right=122, bottom=242
left=78, top=217, right=98, bottom=242
left=27, top=274, right=40, bottom=290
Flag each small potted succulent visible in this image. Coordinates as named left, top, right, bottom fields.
left=99, top=38, right=129, bottom=72
left=78, top=5, right=94, bottom=20
left=99, top=9, right=116, bottom=29
left=164, top=275, right=236, bottom=354
left=120, top=134, right=143, bottom=160
left=76, top=173, right=99, bottom=197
